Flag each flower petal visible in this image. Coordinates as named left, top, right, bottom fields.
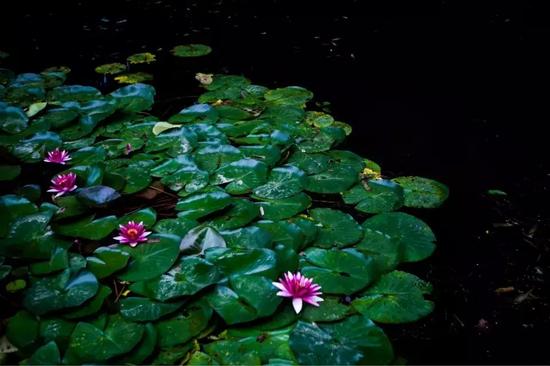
left=292, top=298, right=303, bottom=314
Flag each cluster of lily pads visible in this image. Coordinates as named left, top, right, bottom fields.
left=0, top=63, right=448, bottom=365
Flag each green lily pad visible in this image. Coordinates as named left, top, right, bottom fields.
left=120, top=297, right=184, bottom=321
left=343, top=179, right=404, bottom=214
left=0, top=105, right=28, bottom=134
left=171, top=44, right=212, bottom=57
left=220, top=225, right=272, bottom=250
left=70, top=146, right=106, bottom=165
left=287, top=151, right=330, bottom=175
left=117, top=233, right=180, bottom=282
left=29, top=340, right=61, bottom=365
left=118, top=207, right=157, bottom=227
left=392, top=176, right=449, bottom=208
left=194, top=144, right=243, bottom=173
left=118, top=323, right=157, bottom=364
left=29, top=247, right=69, bottom=275
left=86, top=247, right=130, bottom=279
left=110, top=83, right=155, bottom=113
left=211, top=158, right=268, bottom=194
left=63, top=284, right=112, bottom=319
left=304, top=161, right=359, bottom=194
left=309, top=208, right=363, bottom=248
left=169, top=103, right=218, bottom=124
left=154, top=217, right=198, bottom=237
left=256, top=193, right=312, bottom=221
left=208, top=199, right=259, bottom=231
left=301, top=296, right=351, bottom=322
left=253, top=165, right=306, bottom=199
left=265, top=86, right=313, bottom=106
left=130, top=256, right=222, bottom=301
left=114, top=72, right=154, bottom=84
left=352, top=270, right=434, bottom=323
left=204, top=328, right=294, bottom=364
left=305, top=111, right=334, bottom=128
left=205, top=247, right=278, bottom=279
left=239, top=144, right=282, bottom=167
left=156, top=301, right=212, bottom=347
left=23, top=269, right=99, bottom=315
left=116, top=165, right=152, bottom=194
left=360, top=212, right=436, bottom=263
left=64, top=314, right=144, bottom=363
left=6, top=310, right=39, bottom=350
left=301, top=248, right=377, bottom=294
left=53, top=215, right=118, bottom=240
left=161, top=166, right=209, bottom=194
left=0, top=194, right=38, bottom=237
left=127, top=52, right=156, bottom=64
left=11, top=131, right=62, bottom=163
left=95, top=63, right=126, bottom=75
left=49, top=85, right=101, bottom=103
left=176, top=190, right=233, bottom=220
left=289, top=315, right=394, bottom=365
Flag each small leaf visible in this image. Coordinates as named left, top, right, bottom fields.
left=171, top=44, right=212, bottom=57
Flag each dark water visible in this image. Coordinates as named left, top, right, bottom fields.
left=2, top=0, right=549, bottom=363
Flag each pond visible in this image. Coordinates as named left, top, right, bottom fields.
left=1, top=0, right=549, bottom=364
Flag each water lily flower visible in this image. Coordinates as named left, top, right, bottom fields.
left=47, top=172, right=78, bottom=198
left=44, top=148, right=71, bottom=164
left=114, top=221, right=152, bottom=247
left=273, top=272, right=323, bottom=313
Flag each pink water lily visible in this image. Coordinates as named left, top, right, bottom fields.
left=114, top=221, right=151, bottom=247
left=47, top=172, right=78, bottom=198
left=273, top=272, right=323, bottom=314
left=44, top=148, right=71, bottom=164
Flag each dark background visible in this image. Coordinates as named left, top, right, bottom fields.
left=1, top=0, right=549, bottom=363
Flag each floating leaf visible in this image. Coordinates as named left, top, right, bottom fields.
left=120, top=297, right=183, bottom=321
left=156, top=302, right=212, bottom=347
left=256, top=193, right=312, bottom=221
left=23, top=269, right=99, bottom=315
left=180, top=226, right=227, bottom=255
left=127, top=52, right=156, bottom=64
left=6, top=311, right=39, bottom=350
left=342, top=179, right=404, bottom=214
left=110, top=83, right=155, bottom=113
left=29, top=340, right=61, bottom=365
left=289, top=316, right=394, bottom=365
left=63, top=285, right=112, bottom=319
left=253, top=165, right=306, bottom=199
left=64, top=314, right=144, bottom=363
left=26, top=102, right=47, bottom=117
left=211, top=158, right=268, bottom=194
left=265, top=86, right=313, bottom=106
left=301, top=248, right=377, bottom=294
left=53, top=215, right=118, bottom=240
left=208, top=199, right=259, bottom=231
left=176, top=190, right=232, bottom=220
left=171, top=44, right=212, bottom=57
left=94, top=63, right=126, bottom=75
left=352, top=271, right=434, bottom=323
left=131, top=256, right=222, bottom=301
left=119, top=323, right=157, bottom=364
left=360, top=212, right=436, bottom=264
left=114, top=72, right=154, bottom=84
left=309, top=208, right=363, bottom=248
left=117, top=233, right=180, bottom=282
left=86, top=247, right=130, bottom=279
left=393, top=176, right=449, bottom=208
left=301, top=295, right=351, bottom=322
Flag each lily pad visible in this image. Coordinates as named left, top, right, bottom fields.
left=253, top=165, right=306, bottom=199
left=94, top=63, right=126, bottom=75
left=352, top=270, right=434, bottom=323
left=120, top=297, right=183, bottom=321
left=130, top=256, right=222, bottom=301
left=127, top=52, right=156, bottom=64
left=171, top=44, right=212, bottom=57
left=256, top=193, right=312, bottom=221
left=309, top=208, right=363, bottom=248
left=110, top=83, right=155, bottom=113
left=86, top=247, right=130, bottom=279
left=117, top=233, right=180, bottom=282
left=63, top=284, right=112, bottom=319
left=393, top=176, right=449, bottom=208
left=53, top=215, right=118, bottom=240
left=176, top=190, right=233, bottom=220
left=342, top=179, right=404, bottom=214
left=156, top=302, right=212, bottom=347
left=360, top=212, right=436, bottom=263
left=289, top=315, right=394, bottom=365
left=76, top=185, right=120, bottom=207
left=301, top=248, right=377, bottom=294
left=211, top=158, right=268, bottom=194
left=23, top=269, right=99, bottom=315
left=265, top=86, right=313, bottom=106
